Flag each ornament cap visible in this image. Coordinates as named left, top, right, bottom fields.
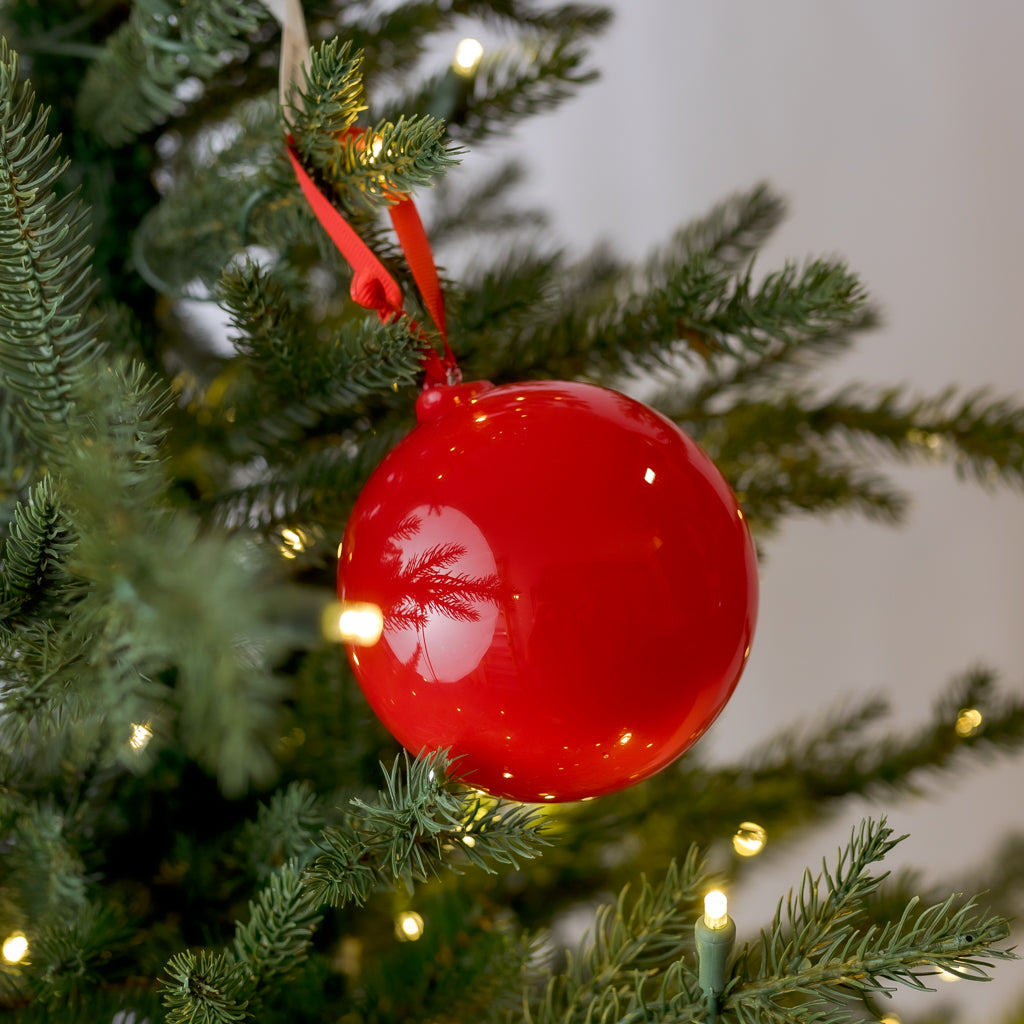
left=416, top=380, right=494, bottom=422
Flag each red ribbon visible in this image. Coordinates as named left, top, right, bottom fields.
left=285, top=133, right=459, bottom=388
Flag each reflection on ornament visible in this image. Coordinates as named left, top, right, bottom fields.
left=732, top=821, right=767, bottom=857
left=454, top=37, right=484, bottom=75
left=955, top=708, right=982, bottom=737
left=703, top=891, right=729, bottom=930
left=2, top=932, right=27, bottom=963
left=395, top=911, right=424, bottom=941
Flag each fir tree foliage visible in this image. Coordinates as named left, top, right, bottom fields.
left=513, top=821, right=1014, bottom=1024
left=0, top=3, right=1021, bottom=1023
left=0, top=41, right=102, bottom=452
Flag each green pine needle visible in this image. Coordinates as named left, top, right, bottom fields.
left=231, top=862, right=321, bottom=991
left=305, top=750, right=551, bottom=908
left=287, top=37, right=367, bottom=166
left=76, top=0, right=267, bottom=146
left=1, top=475, right=77, bottom=624
left=0, top=41, right=102, bottom=449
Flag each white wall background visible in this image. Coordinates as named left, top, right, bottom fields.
left=500, top=2, right=1024, bottom=1018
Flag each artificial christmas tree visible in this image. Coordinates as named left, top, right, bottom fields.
left=0, top=3, right=1022, bottom=1023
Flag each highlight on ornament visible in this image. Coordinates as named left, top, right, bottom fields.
left=703, top=891, right=729, bottom=930
left=732, top=820, right=767, bottom=857
left=955, top=707, right=982, bottom=737
left=2, top=932, right=28, bottom=964
left=453, top=37, right=484, bottom=75
left=395, top=911, right=425, bottom=942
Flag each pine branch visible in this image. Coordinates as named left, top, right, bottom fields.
left=290, top=40, right=459, bottom=213
left=23, top=901, right=131, bottom=1015
left=728, top=823, right=1016, bottom=1023
left=75, top=0, right=268, bottom=146
left=287, top=37, right=366, bottom=154
left=802, top=384, right=1024, bottom=491
left=0, top=41, right=103, bottom=449
left=488, top=214, right=872, bottom=385
left=305, top=750, right=550, bottom=908
left=428, top=159, right=548, bottom=247
left=218, top=258, right=425, bottom=415
left=239, top=781, right=325, bottom=879
left=6, top=800, right=88, bottom=926
left=444, top=34, right=599, bottom=143
left=519, top=821, right=1015, bottom=1024
left=163, top=949, right=249, bottom=1024
left=231, top=862, right=321, bottom=994
left=532, top=849, right=709, bottom=1024
left=0, top=476, right=78, bottom=625
left=204, top=423, right=402, bottom=534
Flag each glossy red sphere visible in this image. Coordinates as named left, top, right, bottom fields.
left=337, top=380, right=757, bottom=802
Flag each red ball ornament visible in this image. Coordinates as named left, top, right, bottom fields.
left=337, top=380, right=757, bottom=802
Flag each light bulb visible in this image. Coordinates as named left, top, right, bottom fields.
left=323, top=601, right=384, bottom=646
left=2, top=932, right=28, bottom=963
left=955, top=708, right=982, bottom=737
left=453, top=37, right=484, bottom=75
left=129, top=722, right=153, bottom=753
left=732, top=821, right=767, bottom=857
left=703, top=891, right=729, bottom=930
left=395, top=911, right=424, bottom=941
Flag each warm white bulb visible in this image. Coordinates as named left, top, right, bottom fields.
left=395, top=911, right=424, bottom=941
left=2, top=932, right=28, bottom=963
left=703, top=891, right=729, bottom=930
left=955, top=708, right=982, bottom=737
left=732, top=821, right=767, bottom=857
left=323, top=601, right=384, bottom=646
left=129, top=722, right=153, bottom=752
left=453, top=37, right=484, bottom=74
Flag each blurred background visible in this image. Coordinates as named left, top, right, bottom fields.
left=493, top=2, right=1024, bottom=1017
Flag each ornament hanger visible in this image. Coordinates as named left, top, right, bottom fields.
left=258, top=0, right=459, bottom=388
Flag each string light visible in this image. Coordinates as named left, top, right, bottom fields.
left=279, top=527, right=309, bottom=560
left=695, top=890, right=736, bottom=1018
left=955, top=708, right=982, bottom=737
left=322, top=600, right=384, bottom=646
left=395, top=911, right=424, bottom=941
left=732, top=821, right=767, bottom=857
left=453, top=37, right=484, bottom=76
left=2, top=932, right=28, bottom=963
left=129, top=722, right=153, bottom=753
left=703, top=890, right=729, bottom=930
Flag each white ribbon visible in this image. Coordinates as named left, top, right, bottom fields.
left=257, top=0, right=311, bottom=121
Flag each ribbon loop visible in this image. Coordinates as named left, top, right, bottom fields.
left=286, top=136, right=458, bottom=387
left=267, top=0, right=457, bottom=387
